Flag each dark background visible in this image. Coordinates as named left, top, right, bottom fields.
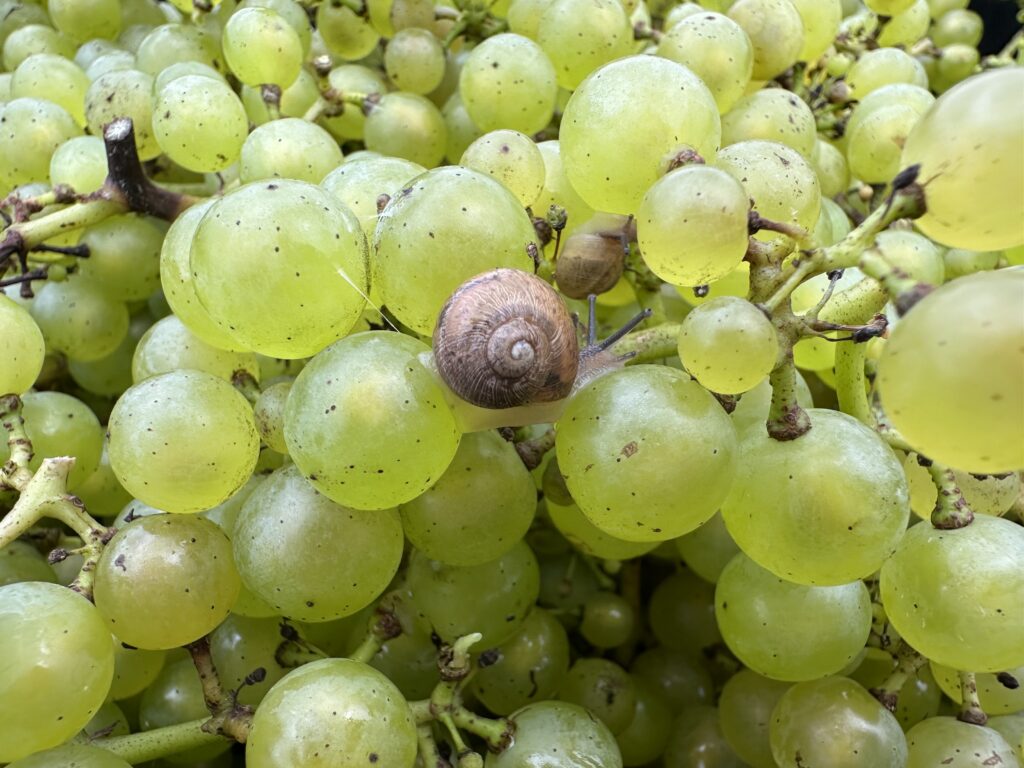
left=969, top=0, right=1021, bottom=53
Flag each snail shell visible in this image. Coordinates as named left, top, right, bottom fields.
left=554, top=231, right=626, bottom=300
left=433, top=269, right=580, bottom=410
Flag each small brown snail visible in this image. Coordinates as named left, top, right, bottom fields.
left=553, top=214, right=635, bottom=300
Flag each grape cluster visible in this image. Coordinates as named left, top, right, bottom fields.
left=0, top=0, right=1023, bottom=766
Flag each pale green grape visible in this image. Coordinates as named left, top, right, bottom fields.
left=663, top=706, right=744, bottom=768
left=719, top=669, right=791, bottom=768
left=246, top=659, right=417, bottom=768
left=319, top=64, right=389, bottom=141
left=0, top=5, right=51, bottom=53
left=812, top=138, right=849, bottom=198
left=906, top=717, right=1017, bottom=768
left=373, top=166, right=535, bottom=334
left=363, top=91, right=447, bottom=168
left=536, top=0, right=632, bottom=90
left=241, top=0, right=312, bottom=53
left=239, top=118, right=342, bottom=184
left=904, top=453, right=1019, bottom=519
left=210, top=615, right=290, bottom=705
left=844, top=84, right=934, bottom=157
left=878, top=0, right=930, bottom=46
left=406, top=540, right=539, bottom=647
left=902, top=69, right=1024, bottom=250
left=321, top=155, right=425, bottom=236
left=547, top=500, right=659, bottom=560
left=817, top=197, right=852, bottom=246
left=558, top=659, right=637, bottom=734
left=931, top=8, right=983, bottom=47
left=847, top=103, right=928, bottom=184
left=637, top=165, right=750, bottom=287
left=109, top=638, right=166, bottom=700
left=614, top=677, right=673, bottom=767
left=108, top=369, right=260, bottom=513
left=487, top=702, right=622, bottom=768
left=11, top=53, right=89, bottom=125
left=460, top=129, right=545, bottom=207
left=284, top=332, right=460, bottom=509
left=190, top=180, right=368, bottom=358
left=931, top=662, right=1024, bottom=715
left=928, top=0, right=969, bottom=18
left=30, top=279, right=128, bottom=361
left=253, top=381, right=290, bottom=453
left=678, top=296, right=779, bottom=395
left=933, top=43, right=981, bottom=93
left=631, top=647, right=713, bottom=714
left=987, top=715, right=1024, bottom=760
left=233, top=465, right=403, bottom=622
left=222, top=7, right=301, bottom=88
left=132, top=315, right=260, bottom=383
left=49, top=135, right=107, bottom=193
left=0, top=582, right=114, bottom=763
left=730, top=372, right=813, bottom=435
left=716, top=553, right=872, bottom=680
left=880, top=514, right=1024, bottom=672
left=722, top=88, right=817, bottom=157
left=506, top=0, right=546, bottom=38
left=442, top=92, right=484, bottom=163
left=0, top=294, right=44, bottom=395
left=77, top=213, right=166, bottom=301
left=944, top=248, right=1003, bottom=279
left=316, top=1, right=380, bottom=60
left=49, top=0, right=120, bottom=42
left=84, top=69, right=159, bottom=160
left=79, top=700, right=127, bottom=741
left=384, top=27, right=444, bottom=95
left=770, top=676, right=908, bottom=767
left=362, top=618, right=439, bottom=701
left=728, top=0, right=804, bottom=80
left=561, top=55, right=720, bottom=215
left=557, top=366, right=738, bottom=542
left=537, top=550, right=601, bottom=619
left=722, top=409, right=909, bottom=585
left=0, top=97, right=81, bottom=188
left=0, top=542, right=56, bottom=586
left=847, top=48, right=928, bottom=98
left=84, top=50, right=135, bottom=79
left=789, top=0, right=841, bottom=62
left=675, top=512, right=741, bottom=584
left=648, top=570, right=722, bottom=658
left=153, top=75, right=247, bottom=172
left=677, top=262, right=751, bottom=309
left=3, top=25, right=75, bottom=71
left=867, top=0, right=916, bottom=12
left=240, top=69, right=316, bottom=125
left=849, top=648, right=942, bottom=730
left=875, top=230, right=945, bottom=284
left=7, top=745, right=132, bottom=768
left=580, top=591, right=635, bottom=649
left=877, top=269, right=1024, bottom=472
left=135, top=24, right=223, bottom=76
left=534, top=140, right=594, bottom=242
left=74, top=439, right=133, bottom=517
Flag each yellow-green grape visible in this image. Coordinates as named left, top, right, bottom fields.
left=719, top=670, right=791, bottom=768
left=819, top=197, right=852, bottom=245
left=191, top=180, right=367, bottom=358
left=664, top=3, right=704, bottom=29
left=678, top=262, right=751, bottom=309
left=222, top=7, right=301, bottom=88
left=316, top=0, right=380, bottom=60
left=728, top=0, right=804, bottom=80
left=791, top=268, right=863, bottom=371
left=662, top=706, right=742, bottom=768
left=812, top=139, right=850, bottom=198
left=788, top=0, right=841, bottom=62
left=84, top=51, right=135, bottom=79
left=730, top=372, right=813, bottom=435
left=770, top=677, right=908, bottom=767
left=74, top=440, right=133, bottom=518
left=534, top=140, right=594, bottom=242
left=722, top=409, right=909, bottom=585
left=285, top=332, right=459, bottom=509
left=904, top=453, right=1019, bottom=519
left=442, top=92, right=484, bottom=164
left=132, top=315, right=260, bottom=383
left=943, top=247, right=1003, bottom=279
left=986, top=715, right=1024, bottom=760
left=0, top=294, right=44, bottom=395
left=49, top=0, right=121, bottom=42
left=867, top=0, right=916, bottom=12
left=506, top=0, right=546, bottom=38
left=361, top=617, right=439, bottom=701
left=383, top=27, right=444, bottom=95
left=7, top=745, right=131, bottom=768
left=0, top=542, right=56, bottom=586
left=253, top=381, right=290, bottom=454
left=716, top=554, right=871, bottom=681
left=927, top=0, right=969, bottom=18
left=0, top=97, right=81, bottom=188
left=716, top=140, right=821, bottom=246
left=637, top=165, right=750, bottom=287
left=11, top=53, right=88, bottom=125
left=242, top=68, right=319, bottom=125
left=875, top=229, right=945, bottom=284
left=678, top=296, right=779, bottom=395
left=845, top=82, right=935, bottom=147
left=537, top=550, right=600, bottom=620
left=135, top=24, right=223, bottom=76
left=321, top=155, right=425, bottom=237
left=73, top=697, right=129, bottom=738
left=109, top=638, right=166, bottom=700
left=846, top=48, right=928, bottom=98
left=561, top=55, right=720, bottom=215
left=631, top=648, right=713, bottom=715
left=902, top=69, right=1024, bottom=251
left=559, top=658, right=637, bottom=734
left=153, top=75, right=247, bottom=172
left=547, top=500, right=659, bottom=560
left=675, top=512, right=741, bottom=584
left=85, top=69, right=160, bottom=160
left=648, top=570, right=722, bottom=658
left=210, top=615, right=291, bottom=705
left=460, top=129, right=545, bottom=207
left=3, top=25, right=75, bottom=72
left=613, top=678, right=673, bottom=766
left=877, top=269, right=1024, bottom=472
left=657, top=11, right=753, bottom=114
left=319, top=65, right=389, bottom=141
left=721, top=88, right=817, bottom=158
left=363, top=91, right=446, bottom=168
left=846, top=102, right=929, bottom=184
left=881, top=514, right=1024, bottom=672
left=0, top=582, right=114, bottom=763
left=108, top=369, right=260, bottom=513
left=931, top=662, right=1024, bottom=715
left=77, top=213, right=166, bottom=301
left=239, top=118, right=342, bottom=185
left=558, top=366, right=737, bottom=542
left=906, top=717, right=1017, bottom=768
left=932, top=43, right=981, bottom=94
left=878, top=0, right=930, bottom=46
left=849, top=648, right=942, bottom=730
left=471, top=608, right=570, bottom=715
left=49, top=135, right=107, bottom=193
left=0, top=3, right=50, bottom=48
left=406, top=541, right=539, bottom=646
left=580, top=591, right=635, bottom=649
left=488, top=702, right=622, bottom=768
left=241, top=0, right=312, bottom=52
left=931, top=8, right=983, bottom=47
left=536, top=0, right=632, bottom=90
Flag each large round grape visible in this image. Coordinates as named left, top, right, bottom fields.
left=284, top=332, right=460, bottom=510
left=905, top=717, right=1017, bottom=768
left=536, top=0, right=633, bottom=90
left=557, top=366, right=738, bottom=543
left=222, top=6, right=302, bottom=88
left=190, top=180, right=368, bottom=358
left=721, top=409, right=909, bottom=585
left=902, top=68, right=1024, bottom=250
left=719, top=670, right=791, bottom=768
left=0, top=582, right=114, bottom=762
left=876, top=269, right=1024, bottom=473
left=561, top=56, right=720, bottom=215
left=486, top=701, right=623, bottom=768
left=247, top=658, right=417, bottom=768
left=108, top=370, right=260, bottom=514
left=880, top=514, right=1024, bottom=673
left=152, top=75, right=247, bottom=173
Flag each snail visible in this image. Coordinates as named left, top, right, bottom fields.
left=553, top=213, right=636, bottom=300
left=430, top=268, right=650, bottom=432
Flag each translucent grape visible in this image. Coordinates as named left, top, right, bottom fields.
left=30, top=279, right=129, bottom=362
left=631, top=647, right=713, bottom=715
left=222, top=7, right=302, bottom=88
left=84, top=69, right=160, bottom=160
left=132, top=315, right=260, bottom=383
left=867, top=0, right=916, bottom=12
left=321, top=155, right=426, bottom=236
left=135, top=24, right=223, bottom=76
left=319, top=64, right=389, bottom=141
left=875, top=229, right=945, bottom=284
left=811, top=138, right=849, bottom=198
left=847, top=47, right=928, bottom=98
left=878, top=0, right=930, bottom=47
left=460, top=129, right=545, bottom=207
left=487, top=701, right=623, bottom=768
left=580, top=591, right=635, bottom=649
left=11, top=53, right=89, bottom=125
left=83, top=51, right=134, bottom=79
left=109, top=638, right=166, bottom=700
left=663, top=706, right=744, bottom=768
left=506, top=0, right=546, bottom=38
left=239, top=118, right=342, bottom=184
left=719, top=669, right=791, bottom=768
left=442, top=92, right=484, bottom=163
left=0, top=542, right=56, bottom=586
left=561, top=55, right=720, bottom=215
left=210, top=615, right=292, bottom=705
left=930, top=8, right=983, bottom=47
left=536, top=0, right=632, bottom=90
left=384, top=27, right=444, bottom=95
left=674, top=512, right=741, bottom=584
left=316, top=1, right=380, bottom=60
left=363, top=92, right=446, bottom=168
left=537, top=550, right=601, bottom=620
left=615, top=677, right=673, bottom=767
left=905, top=717, right=1017, bottom=768
left=362, top=617, right=439, bottom=701
left=7, top=745, right=131, bottom=768
left=49, top=0, right=120, bottom=43
left=986, top=715, right=1024, bottom=759
left=3, top=25, right=75, bottom=72
left=933, top=43, right=981, bottom=94
left=241, top=0, right=312, bottom=52
left=534, top=140, right=594, bottom=242
left=0, top=97, right=81, bottom=188
left=559, top=658, right=637, bottom=734
left=789, top=0, right=841, bottom=62
left=49, top=135, right=108, bottom=194
left=253, top=381, right=290, bottom=453
left=721, top=88, right=817, bottom=157
left=648, top=570, right=722, bottom=659
left=931, top=662, right=1024, bottom=715
left=727, top=0, right=805, bottom=80
left=547, top=500, right=659, bottom=560
left=0, top=294, right=44, bottom=395
left=77, top=213, right=166, bottom=301
left=153, top=75, right=247, bottom=172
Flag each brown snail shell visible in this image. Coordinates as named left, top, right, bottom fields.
left=554, top=231, right=626, bottom=300
left=433, top=269, right=580, bottom=409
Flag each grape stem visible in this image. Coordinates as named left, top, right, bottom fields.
left=958, top=671, right=988, bottom=725
left=417, top=724, right=452, bottom=768
left=870, top=642, right=928, bottom=712
left=303, top=89, right=372, bottom=123
left=613, top=321, right=680, bottom=364
left=186, top=634, right=256, bottom=742
left=91, top=718, right=229, bottom=763
left=927, top=463, right=975, bottom=530
left=513, top=427, right=555, bottom=470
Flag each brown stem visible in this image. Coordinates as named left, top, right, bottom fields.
left=958, top=671, right=988, bottom=725
left=928, top=463, right=975, bottom=530
left=514, top=428, right=555, bottom=470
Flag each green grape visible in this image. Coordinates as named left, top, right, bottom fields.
left=132, top=315, right=259, bottom=384
left=678, top=296, right=779, bottom=395
left=316, top=0, right=380, bottom=60
left=460, top=129, right=545, bottom=207
left=846, top=47, right=928, bottom=98
left=716, top=139, right=821, bottom=246
left=648, top=570, right=722, bottom=658
left=384, top=27, right=444, bottom=95
left=373, top=166, right=535, bottom=334
left=84, top=69, right=160, bottom=160
left=817, top=197, right=852, bottom=246
left=363, top=91, right=446, bottom=168
left=241, top=0, right=312, bottom=53
left=616, top=677, right=674, bottom=766
left=399, top=430, right=535, bottom=567
left=846, top=102, right=928, bottom=184
left=875, top=229, right=945, bottom=284
left=3, top=25, right=75, bottom=72
left=471, top=608, right=570, bottom=715
left=881, top=514, right=1024, bottom=672
left=547, top=500, right=659, bottom=560
left=441, top=92, right=484, bottom=163
left=253, top=381, right=290, bottom=453
left=285, top=332, right=459, bottom=508
left=135, top=24, right=223, bottom=76
left=321, top=155, right=425, bottom=236
left=238, top=118, right=342, bottom=185
left=247, top=658, right=417, bottom=767
left=867, top=0, right=915, bottom=12
left=406, top=541, right=539, bottom=647
left=789, top=0, right=841, bottom=62
left=77, top=213, right=166, bottom=301
left=7, top=745, right=132, bottom=768
left=675, top=512, right=741, bottom=584
left=849, top=648, right=942, bottom=730
left=0, top=582, right=114, bottom=763
left=319, top=64, right=389, bottom=141
left=556, top=366, right=737, bottom=542
left=0, top=541, right=56, bottom=586
left=209, top=614, right=290, bottom=705
left=770, top=676, right=908, bottom=767
left=719, top=669, right=791, bottom=768
left=190, top=180, right=368, bottom=358
left=716, top=553, right=872, bottom=681
left=730, top=372, right=813, bottom=435
left=933, top=43, right=981, bottom=94
left=561, top=55, right=720, bottom=215
left=877, top=270, right=1024, bottom=472
left=904, top=453, right=1019, bottom=519
left=0, top=4, right=50, bottom=52
left=222, top=7, right=301, bottom=88
left=927, top=0, right=969, bottom=17
left=931, top=8, right=983, bottom=47
left=361, top=620, right=439, bottom=701
left=108, top=369, right=260, bottom=513
left=931, top=662, right=1024, bottom=715
left=944, top=248, right=1004, bottom=279
left=631, top=647, right=713, bottom=715
left=537, top=550, right=600, bottom=620
left=637, top=165, right=749, bottom=287
left=11, top=53, right=88, bottom=126
left=84, top=50, right=135, bottom=79
left=80, top=699, right=129, bottom=739
left=49, top=0, right=120, bottom=43
left=0, top=294, right=44, bottom=395
left=94, top=514, right=241, bottom=649
left=487, top=701, right=622, bottom=767
left=536, top=0, right=632, bottom=90
left=74, top=39, right=125, bottom=70
left=241, top=68, right=319, bottom=125
left=791, top=268, right=865, bottom=371
left=812, top=138, right=850, bottom=198
left=153, top=75, right=247, bottom=172
left=663, top=706, right=744, bottom=768
left=29, top=279, right=128, bottom=361
left=902, top=69, right=1024, bottom=250
left=506, top=0, right=546, bottom=38
left=112, top=497, right=166, bottom=526
left=534, top=140, right=594, bottom=242
left=722, top=408, right=909, bottom=584
left=49, top=135, right=107, bottom=193
left=558, top=658, right=637, bottom=734
left=232, top=465, right=403, bottom=622
left=986, top=715, right=1024, bottom=760
left=110, top=638, right=166, bottom=700
left=0, top=97, right=81, bottom=188
left=878, top=0, right=930, bottom=46
left=727, top=0, right=804, bottom=80
left=722, top=88, right=817, bottom=157
left=580, top=591, right=634, bottom=649
left=74, top=438, right=133, bottom=518
left=906, top=717, right=1017, bottom=767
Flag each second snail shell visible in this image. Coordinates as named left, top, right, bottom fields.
left=433, top=269, right=580, bottom=410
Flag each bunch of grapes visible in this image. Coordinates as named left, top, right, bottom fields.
left=0, top=0, right=1022, bottom=766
